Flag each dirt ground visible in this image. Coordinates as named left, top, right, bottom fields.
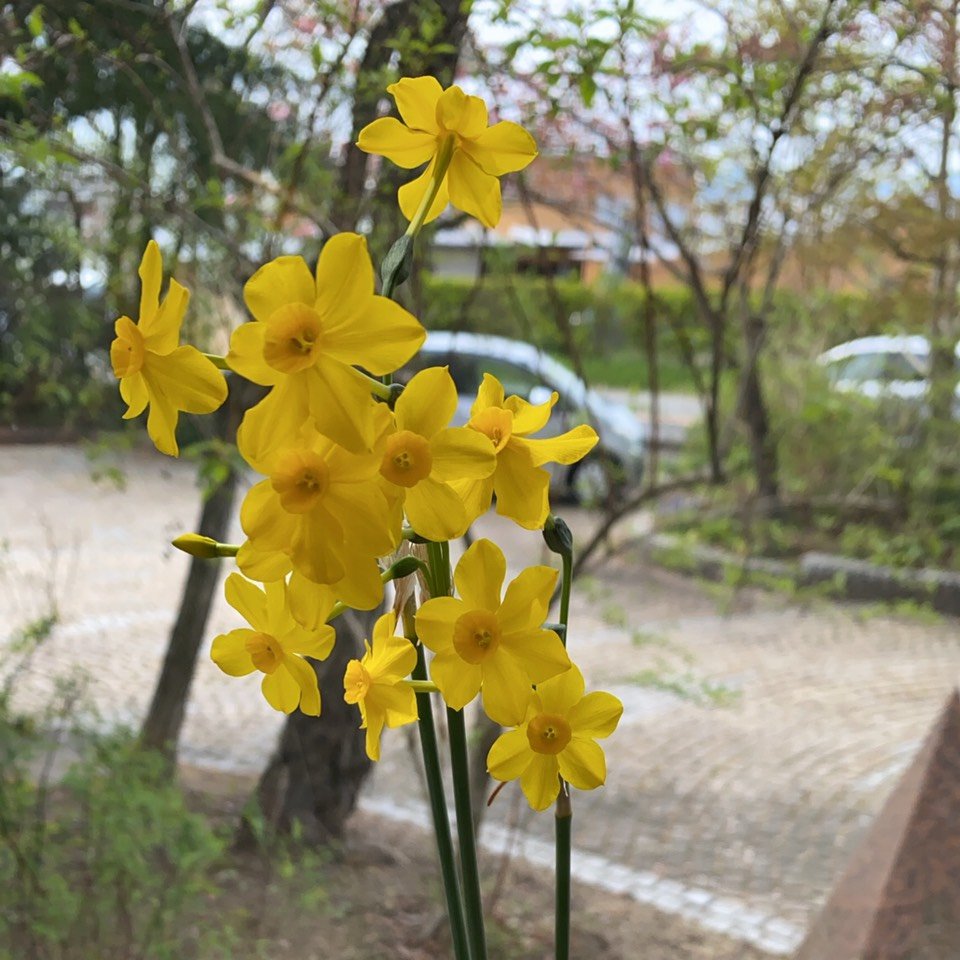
left=185, top=770, right=770, bottom=960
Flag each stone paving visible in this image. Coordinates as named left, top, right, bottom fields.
left=2, top=444, right=960, bottom=954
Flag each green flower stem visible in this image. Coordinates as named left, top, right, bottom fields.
left=555, top=786, right=572, bottom=960
left=447, top=705, right=488, bottom=960
left=551, top=519, right=575, bottom=960
left=405, top=679, right=440, bottom=694
left=405, top=134, right=455, bottom=239
left=202, top=352, right=230, bottom=370
left=361, top=370, right=393, bottom=400
left=426, top=539, right=487, bottom=960
left=405, top=612, right=471, bottom=960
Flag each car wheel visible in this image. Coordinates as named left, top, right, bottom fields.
left=568, top=455, right=621, bottom=507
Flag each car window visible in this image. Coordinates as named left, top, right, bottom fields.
left=833, top=353, right=885, bottom=383
left=446, top=352, right=483, bottom=395
left=478, top=357, right=543, bottom=398
left=878, top=352, right=927, bottom=382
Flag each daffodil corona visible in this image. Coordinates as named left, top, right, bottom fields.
left=487, top=665, right=623, bottom=811
left=416, top=539, right=571, bottom=725
left=357, top=77, right=538, bottom=229
left=111, top=241, right=227, bottom=457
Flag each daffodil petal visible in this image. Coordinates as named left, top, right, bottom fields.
left=227, top=321, right=283, bottom=386
left=292, top=505, right=347, bottom=585
left=504, top=392, right=557, bottom=436
left=323, top=295, right=425, bottom=376
left=307, top=359, right=378, bottom=454
left=430, top=649, right=482, bottom=710
left=398, top=155, right=450, bottom=224
left=493, top=443, right=550, bottom=529
left=415, top=597, right=465, bottom=652
left=313, top=232, right=373, bottom=325
left=282, top=654, right=321, bottom=716
left=497, top=565, right=557, bottom=635
left=481, top=652, right=533, bottom=726
left=138, top=239, right=162, bottom=326
left=487, top=726, right=532, bottom=782
left=142, top=278, right=189, bottom=354
left=141, top=346, right=227, bottom=420
left=240, top=479, right=298, bottom=551
left=395, top=366, right=457, bottom=438
left=283, top=624, right=335, bottom=662
left=447, top=151, right=501, bottom=228
left=559, top=738, right=606, bottom=791
left=262, top=664, right=302, bottom=714
left=454, top=538, right=504, bottom=613
left=364, top=708, right=385, bottom=761
left=567, top=691, right=623, bottom=740
left=210, top=629, right=257, bottom=677
left=379, top=683, right=419, bottom=727
left=472, top=374, right=505, bottom=415
left=387, top=76, right=443, bottom=133
left=461, top=121, right=538, bottom=176
left=430, top=427, right=496, bottom=481
left=406, top=477, right=469, bottom=541
left=145, top=392, right=179, bottom=456
left=369, top=630, right=418, bottom=683
left=243, top=255, right=316, bottom=324
left=236, top=541, right=291, bottom=582
left=325, top=483, right=399, bottom=557
left=287, top=573, right=337, bottom=630
left=520, top=425, right=599, bottom=467
left=537, top=665, right=586, bottom=715
left=331, top=549, right=387, bottom=611
left=224, top=572, right=270, bottom=632
left=236, top=377, right=312, bottom=472
left=520, top=753, right=561, bottom=811
left=502, top=629, right=571, bottom=685
left=119, top=372, right=148, bottom=419
left=357, top=116, right=438, bottom=168
left=449, top=475, right=494, bottom=525
left=436, top=86, right=487, bottom=138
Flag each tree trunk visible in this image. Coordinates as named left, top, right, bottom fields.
left=242, top=609, right=379, bottom=845
left=738, top=311, right=780, bottom=503
left=139, top=386, right=247, bottom=756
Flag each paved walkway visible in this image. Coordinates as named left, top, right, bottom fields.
left=2, top=444, right=959, bottom=954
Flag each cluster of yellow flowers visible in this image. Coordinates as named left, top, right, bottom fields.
left=111, top=77, right=622, bottom=814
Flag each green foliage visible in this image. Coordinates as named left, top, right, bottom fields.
left=0, top=711, right=228, bottom=959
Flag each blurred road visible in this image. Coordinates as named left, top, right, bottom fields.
left=2, top=443, right=958, bottom=954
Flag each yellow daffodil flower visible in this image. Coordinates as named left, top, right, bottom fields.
left=111, top=240, right=227, bottom=457
left=380, top=367, right=496, bottom=541
left=227, top=233, right=424, bottom=462
left=487, top=665, right=623, bottom=812
left=210, top=573, right=335, bottom=716
left=357, top=77, right=538, bottom=229
left=452, top=374, right=599, bottom=529
left=415, top=539, right=571, bottom=725
left=343, top=612, right=419, bottom=761
left=235, top=409, right=401, bottom=609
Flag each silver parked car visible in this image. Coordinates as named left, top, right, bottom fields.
left=818, top=335, right=960, bottom=414
left=399, top=331, right=645, bottom=503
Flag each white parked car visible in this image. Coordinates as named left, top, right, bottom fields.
left=399, top=331, right=645, bottom=504
left=817, top=335, right=960, bottom=410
